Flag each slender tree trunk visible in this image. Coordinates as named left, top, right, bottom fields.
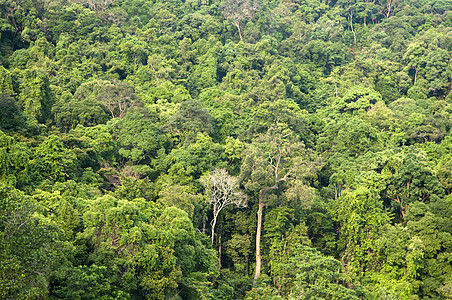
left=234, top=22, right=243, bottom=41
left=386, top=0, right=392, bottom=18
left=349, top=12, right=356, bottom=45
left=211, top=216, right=217, bottom=246
left=252, top=181, right=281, bottom=286
left=253, top=200, right=265, bottom=286
left=211, top=201, right=218, bottom=245
left=218, top=233, right=222, bottom=270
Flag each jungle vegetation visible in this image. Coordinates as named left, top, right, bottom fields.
left=0, top=0, right=451, bottom=299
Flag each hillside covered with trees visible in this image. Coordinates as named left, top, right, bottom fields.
left=0, top=0, right=451, bottom=299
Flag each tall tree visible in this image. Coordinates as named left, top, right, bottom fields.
left=241, top=125, right=317, bottom=285
left=219, top=0, right=259, bottom=41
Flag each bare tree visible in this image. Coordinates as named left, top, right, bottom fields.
left=201, top=169, right=247, bottom=246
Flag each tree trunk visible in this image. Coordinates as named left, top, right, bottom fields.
left=349, top=12, right=356, bottom=45
left=386, top=0, right=392, bottom=18
left=211, top=216, right=217, bottom=246
left=218, top=233, right=222, bottom=270
left=253, top=200, right=265, bottom=286
left=234, top=22, right=243, bottom=41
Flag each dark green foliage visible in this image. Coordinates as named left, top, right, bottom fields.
left=0, top=93, right=25, bottom=130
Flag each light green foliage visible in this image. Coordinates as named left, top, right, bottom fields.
left=32, top=135, right=77, bottom=183
left=288, top=246, right=361, bottom=300
left=252, top=98, right=307, bottom=134
left=333, top=86, right=382, bottom=113
left=164, top=133, right=227, bottom=181
left=318, top=116, right=380, bottom=156
left=382, top=148, right=444, bottom=221
left=372, top=224, right=422, bottom=298
left=198, top=89, right=240, bottom=142
left=190, top=40, right=220, bottom=91
left=158, top=177, right=204, bottom=218
left=224, top=136, right=245, bottom=173
left=109, top=109, right=166, bottom=164
left=79, top=195, right=176, bottom=297
left=74, top=124, right=116, bottom=163
left=265, top=210, right=311, bottom=296
left=0, top=184, right=64, bottom=299
left=332, top=178, right=388, bottom=277
left=0, top=66, right=14, bottom=94
left=240, top=125, right=309, bottom=200
left=0, top=130, right=30, bottom=187
left=17, top=67, right=55, bottom=123
left=32, top=189, right=80, bottom=240
left=78, top=195, right=216, bottom=298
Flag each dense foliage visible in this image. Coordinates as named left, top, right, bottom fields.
left=0, top=0, right=451, bottom=299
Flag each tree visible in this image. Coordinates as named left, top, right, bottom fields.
left=333, top=86, right=382, bottom=113
left=98, top=81, right=138, bottom=119
left=332, top=176, right=388, bottom=277
left=383, top=148, right=444, bottom=221
left=288, top=246, right=361, bottom=300
left=78, top=195, right=216, bottom=299
left=219, top=0, right=260, bottom=41
left=108, top=109, right=166, bottom=165
left=0, top=184, right=64, bottom=299
left=424, top=49, right=451, bottom=97
left=32, top=135, right=77, bottom=183
left=51, top=94, right=110, bottom=131
left=241, top=125, right=317, bottom=285
left=74, top=0, right=115, bottom=12
left=0, top=66, right=14, bottom=95
left=50, top=264, right=121, bottom=299
left=17, top=68, right=55, bottom=123
left=157, top=177, right=203, bottom=219
left=201, top=168, right=247, bottom=246
left=167, top=100, right=213, bottom=144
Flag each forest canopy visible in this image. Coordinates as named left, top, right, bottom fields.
left=0, top=0, right=451, bottom=299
